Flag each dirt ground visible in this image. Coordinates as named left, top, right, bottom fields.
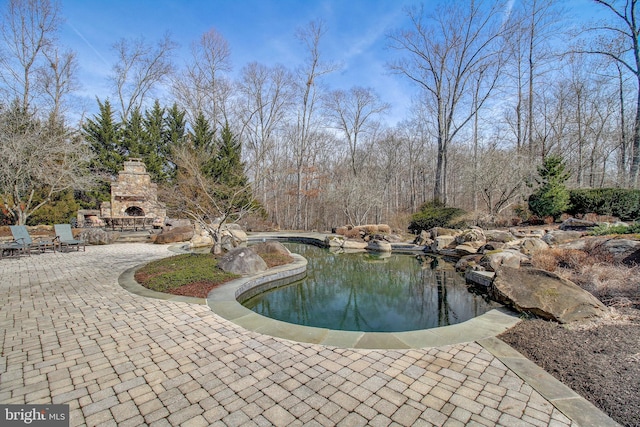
left=499, top=307, right=640, bottom=427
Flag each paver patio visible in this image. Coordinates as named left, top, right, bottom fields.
left=0, top=243, right=618, bottom=426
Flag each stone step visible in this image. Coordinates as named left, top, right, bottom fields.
left=465, top=270, right=495, bottom=288
left=115, top=231, right=156, bottom=243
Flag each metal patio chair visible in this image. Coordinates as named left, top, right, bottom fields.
left=54, top=224, right=86, bottom=252
left=9, top=225, right=56, bottom=254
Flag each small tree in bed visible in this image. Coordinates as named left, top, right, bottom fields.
left=167, top=119, right=260, bottom=254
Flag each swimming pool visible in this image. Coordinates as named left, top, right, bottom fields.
left=241, top=242, right=500, bottom=332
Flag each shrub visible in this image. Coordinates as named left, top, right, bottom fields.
left=531, top=246, right=638, bottom=308
left=408, top=201, right=466, bottom=234
left=568, top=188, right=640, bottom=221
left=531, top=248, right=590, bottom=272
left=589, top=222, right=640, bottom=236
left=528, top=155, right=571, bottom=220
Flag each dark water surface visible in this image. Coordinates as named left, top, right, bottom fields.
left=242, top=243, right=500, bottom=332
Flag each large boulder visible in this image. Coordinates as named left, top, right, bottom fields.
left=484, top=230, right=515, bottom=243
left=492, top=266, right=607, bottom=323
left=251, top=241, right=291, bottom=257
left=431, top=235, right=457, bottom=252
left=342, top=239, right=368, bottom=250
left=559, top=217, right=598, bottom=231
left=367, top=239, right=392, bottom=252
left=556, top=237, right=640, bottom=265
left=455, top=228, right=486, bottom=244
left=542, top=230, right=583, bottom=245
left=478, top=242, right=506, bottom=253
left=509, top=228, right=545, bottom=238
left=218, top=247, right=267, bottom=275
left=455, top=254, right=483, bottom=272
left=479, top=249, right=529, bottom=271
left=454, top=244, right=479, bottom=256
left=155, top=225, right=194, bottom=244
left=228, top=228, right=248, bottom=243
left=325, top=236, right=344, bottom=247
left=190, top=233, right=213, bottom=248
left=600, top=238, right=640, bottom=266
left=519, top=237, right=550, bottom=255
left=78, top=228, right=120, bottom=245
left=430, top=227, right=460, bottom=238
left=414, top=230, right=433, bottom=246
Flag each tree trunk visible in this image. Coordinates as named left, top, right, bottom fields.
left=630, top=80, right=640, bottom=187
left=434, top=137, right=445, bottom=204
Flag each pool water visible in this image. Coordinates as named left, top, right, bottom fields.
left=241, top=242, right=500, bottom=332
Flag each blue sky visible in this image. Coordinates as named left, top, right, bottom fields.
left=58, top=0, right=597, bottom=126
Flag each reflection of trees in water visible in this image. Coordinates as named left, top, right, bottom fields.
left=244, top=243, right=497, bottom=331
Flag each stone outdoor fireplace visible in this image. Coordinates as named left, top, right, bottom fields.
left=97, top=158, right=166, bottom=230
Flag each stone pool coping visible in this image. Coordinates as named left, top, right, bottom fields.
left=205, top=251, right=521, bottom=349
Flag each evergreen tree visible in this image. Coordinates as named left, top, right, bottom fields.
left=212, top=122, right=247, bottom=187
left=165, top=103, right=187, bottom=147
left=528, top=155, right=571, bottom=220
left=210, top=122, right=255, bottom=209
left=82, top=99, right=123, bottom=203
left=83, top=98, right=123, bottom=179
left=163, top=103, right=187, bottom=182
left=121, top=107, right=145, bottom=158
left=143, top=100, right=170, bottom=183
left=189, top=111, right=216, bottom=153
left=188, top=111, right=217, bottom=176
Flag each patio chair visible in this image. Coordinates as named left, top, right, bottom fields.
left=9, top=225, right=56, bottom=254
left=1, top=241, right=28, bottom=258
left=54, top=224, right=86, bottom=252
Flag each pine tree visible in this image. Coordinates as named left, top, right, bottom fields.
left=82, top=99, right=123, bottom=203
left=188, top=111, right=217, bottom=176
left=122, top=107, right=145, bottom=158
left=83, top=98, right=123, bottom=179
left=163, top=103, right=187, bottom=182
left=212, top=122, right=246, bottom=187
left=210, top=122, right=255, bottom=210
left=189, top=111, right=216, bottom=153
left=528, top=155, right=571, bottom=220
left=165, top=103, right=187, bottom=147
left=143, top=100, right=170, bottom=183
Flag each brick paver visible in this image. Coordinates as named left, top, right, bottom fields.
left=0, top=244, right=580, bottom=426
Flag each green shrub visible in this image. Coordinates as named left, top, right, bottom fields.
left=589, top=222, right=640, bottom=236
left=569, top=188, right=640, bottom=221
left=27, top=190, right=79, bottom=226
left=528, top=155, right=570, bottom=221
left=408, top=201, right=466, bottom=234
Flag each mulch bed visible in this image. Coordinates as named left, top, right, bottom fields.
left=166, top=279, right=233, bottom=299
left=499, top=308, right=640, bottom=427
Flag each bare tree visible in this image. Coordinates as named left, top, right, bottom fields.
left=291, top=20, right=338, bottom=229
left=476, top=147, right=533, bottom=218
left=324, top=86, right=390, bottom=177
left=172, top=28, right=232, bottom=128
left=0, top=0, right=61, bottom=113
left=39, top=47, right=78, bottom=120
left=582, top=0, right=640, bottom=186
left=388, top=1, right=505, bottom=204
left=110, top=33, right=177, bottom=121
left=236, top=62, right=294, bottom=205
left=0, top=104, right=94, bottom=224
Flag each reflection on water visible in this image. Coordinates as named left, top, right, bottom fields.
left=242, top=243, right=500, bottom=332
